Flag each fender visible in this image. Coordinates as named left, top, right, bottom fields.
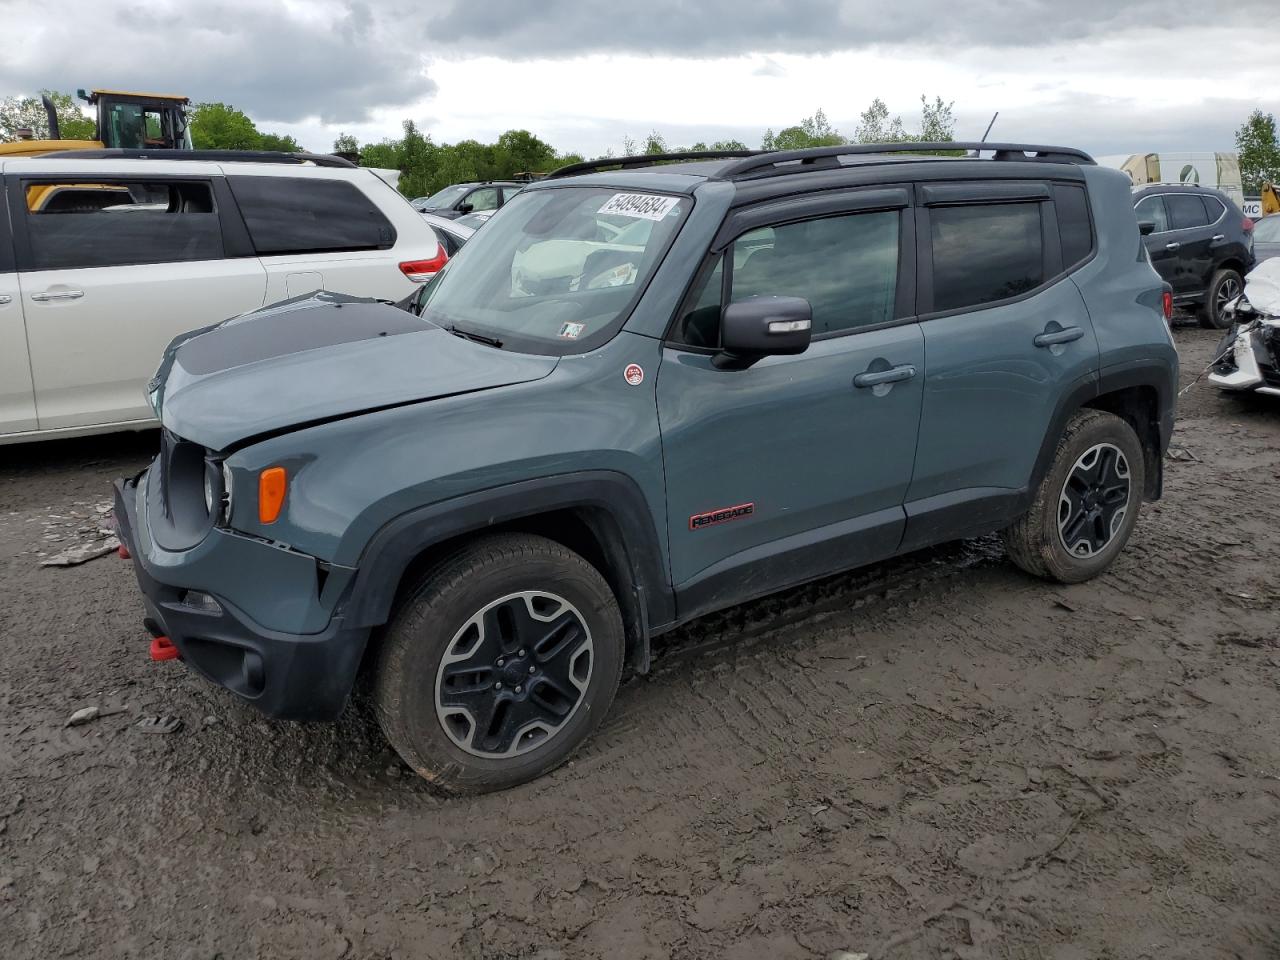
left=1028, top=358, right=1175, bottom=503
left=340, top=471, right=674, bottom=668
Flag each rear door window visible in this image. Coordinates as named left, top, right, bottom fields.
left=1201, top=195, right=1226, bottom=222
left=227, top=176, right=396, bottom=255
left=1135, top=195, right=1169, bottom=233
left=1166, top=194, right=1209, bottom=230
left=21, top=179, right=222, bottom=270
left=929, top=203, right=1044, bottom=313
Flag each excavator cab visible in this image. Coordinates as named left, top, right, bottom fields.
left=78, top=89, right=192, bottom=150
left=0, top=88, right=191, bottom=158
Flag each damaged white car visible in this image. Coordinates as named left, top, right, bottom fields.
left=1209, top=258, right=1280, bottom=397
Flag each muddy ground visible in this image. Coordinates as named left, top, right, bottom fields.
left=1, top=324, right=1278, bottom=960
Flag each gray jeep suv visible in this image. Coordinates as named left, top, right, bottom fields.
left=114, top=142, right=1178, bottom=793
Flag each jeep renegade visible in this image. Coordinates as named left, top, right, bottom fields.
left=114, top=142, right=1178, bottom=793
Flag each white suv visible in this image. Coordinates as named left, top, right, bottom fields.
left=0, top=152, right=444, bottom=444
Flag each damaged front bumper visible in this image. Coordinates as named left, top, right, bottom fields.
left=113, top=470, right=370, bottom=721
left=1208, top=316, right=1280, bottom=396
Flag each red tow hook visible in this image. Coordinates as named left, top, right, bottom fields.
left=117, top=544, right=131, bottom=560
left=150, top=636, right=181, bottom=662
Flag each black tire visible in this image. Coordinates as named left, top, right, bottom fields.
left=1003, top=409, right=1146, bottom=584
left=373, top=533, right=624, bottom=795
left=1197, top=268, right=1244, bottom=330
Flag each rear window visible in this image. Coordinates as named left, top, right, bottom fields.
left=22, top=179, right=221, bottom=270
left=1166, top=193, right=1208, bottom=230
left=227, top=176, right=395, bottom=255
left=1053, top=183, right=1093, bottom=271
left=930, top=203, right=1044, bottom=313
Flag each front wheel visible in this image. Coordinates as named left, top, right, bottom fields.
left=1004, top=409, right=1146, bottom=583
left=373, top=533, right=624, bottom=794
left=1198, top=268, right=1244, bottom=330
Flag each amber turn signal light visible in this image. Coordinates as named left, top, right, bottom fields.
left=258, top=467, right=287, bottom=524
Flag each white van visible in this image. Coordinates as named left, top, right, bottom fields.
left=0, top=152, right=444, bottom=444
left=1098, top=152, right=1246, bottom=208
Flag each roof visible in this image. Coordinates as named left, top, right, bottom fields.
left=526, top=142, right=1096, bottom=204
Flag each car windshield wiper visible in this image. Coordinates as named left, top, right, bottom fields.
left=445, top=324, right=504, bottom=349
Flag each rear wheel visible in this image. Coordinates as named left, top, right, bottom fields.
left=373, top=533, right=624, bottom=794
left=1004, top=409, right=1146, bottom=583
left=1197, top=268, right=1243, bottom=330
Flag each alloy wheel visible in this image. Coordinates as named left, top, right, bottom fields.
left=1057, top=442, right=1131, bottom=559
left=435, top=591, right=593, bottom=758
left=1216, top=276, right=1242, bottom=319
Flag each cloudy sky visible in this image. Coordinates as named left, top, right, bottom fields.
left=1, top=0, right=1272, bottom=158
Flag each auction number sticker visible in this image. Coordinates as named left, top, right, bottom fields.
left=599, top=193, right=679, bottom=221
left=624, top=363, right=645, bottom=386
left=559, top=321, right=586, bottom=340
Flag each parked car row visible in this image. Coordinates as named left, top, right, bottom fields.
left=410, top=180, right=525, bottom=220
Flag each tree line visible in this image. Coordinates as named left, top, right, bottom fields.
left=7, top=87, right=1275, bottom=198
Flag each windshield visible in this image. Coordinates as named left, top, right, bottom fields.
left=422, top=185, right=471, bottom=208
left=419, top=186, right=689, bottom=353
left=1254, top=216, right=1280, bottom=243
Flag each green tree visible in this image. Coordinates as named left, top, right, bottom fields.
left=258, top=132, right=303, bottom=153
left=1236, top=109, right=1280, bottom=194
left=495, top=129, right=556, bottom=174
left=333, top=133, right=360, bottom=154
left=190, top=102, right=261, bottom=149
left=853, top=98, right=906, bottom=143
left=762, top=109, right=845, bottom=150
left=0, top=90, right=94, bottom=142
left=643, top=131, right=669, bottom=155
left=918, top=95, right=956, bottom=142
left=190, top=102, right=303, bottom=153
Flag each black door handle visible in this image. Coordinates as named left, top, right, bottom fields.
left=1033, top=326, right=1084, bottom=348
left=853, top=364, right=917, bottom=388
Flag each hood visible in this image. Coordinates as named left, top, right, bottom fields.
left=1245, top=258, right=1280, bottom=317
left=154, top=292, right=558, bottom=451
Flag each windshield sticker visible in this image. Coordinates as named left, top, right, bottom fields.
left=559, top=321, right=586, bottom=340
left=599, top=193, right=679, bottom=221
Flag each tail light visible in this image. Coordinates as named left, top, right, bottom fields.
left=399, top=243, right=448, bottom=282
left=1162, top=290, right=1173, bottom=322
left=1242, top=217, right=1254, bottom=232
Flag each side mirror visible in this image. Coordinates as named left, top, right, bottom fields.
left=1138, top=220, right=1156, bottom=236
left=456, top=202, right=474, bottom=215
left=715, top=296, right=812, bottom=369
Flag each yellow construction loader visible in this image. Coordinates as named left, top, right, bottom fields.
left=0, top=89, right=191, bottom=158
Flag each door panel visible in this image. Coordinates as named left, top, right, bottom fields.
left=21, top=260, right=266, bottom=429
left=658, top=323, right=925, bottom=590
left=905, top=277, right=1097, bottom=508
left=0, top=270, right=37, bottom=434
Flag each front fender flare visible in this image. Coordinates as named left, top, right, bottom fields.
left=340, top=471, right=674, bottom=654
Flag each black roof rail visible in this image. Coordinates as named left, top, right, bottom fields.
left=716, top=142, right=1095, bottom=180
left=544, top=149, right=763, bottom=180
left=35, top=148, right=358, bottom=169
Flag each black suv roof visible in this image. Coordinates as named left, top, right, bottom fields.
left=1131, top=182, right=1232, bottom=198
